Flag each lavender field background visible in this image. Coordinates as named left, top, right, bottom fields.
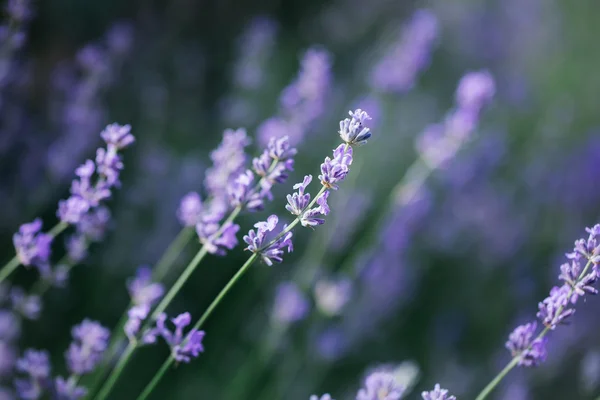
left=1, top=0, right=600, bottom=399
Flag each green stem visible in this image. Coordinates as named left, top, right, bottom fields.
left=136, top=253, right=259, bottom=400
left=0, top=256, right=21, bottom=285
left=475, top=258, right=594, bottom=400
left=94, top=342, right=136, bottom=400
left=152, top=227, right=195, bottom=282
left=49, top=221, right=69, bottom=238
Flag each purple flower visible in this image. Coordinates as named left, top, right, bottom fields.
left=369, top=9, right=438, bottom=93
left=272, top=282, right=309, bottom=324
left=66, top=234, right=88, bottom=263
left=319, top=144, right=353, bottom=190
left=57, top=197, right=91, bottom=225
left=10, top=288, right=41, bottom=320
left=268, top=135, right=298, bottom=161
left=558, top=260, right=598, bottom=302
left=15, top=349, right=51, bottom=400
left=100, top=123, right=135, bottom=150
left=66, top=320, right=110, bottom=375
left=243, top=215, right=293, bottom=266
left=310, top=395, right=333, bottom=400
left=177, top=192, right=203, bottom=227
left=257, top=118, right=302, bottom=148
left=505, top=322, right=547, bottom=367
left=144, top=312, right=205, bottom=363
left=76, top=206, right=111, bottom=241
left=204, top=128, right=251, bottom=199
left=569, top=224, right=600, bottom=261
left=124, top=304, right=150, bottom=340
left=196, top=221, right=240, bottom=256
left=536, top=285, right=575, bottom=329
left=421, top=384, right=456, bottom=400
left=286, top=175, right=312, bottom=215
left=314, top=277, right=352, bottom=316
left=339, top=109, right=372, bottom=146
left=228, top=170, right=265, bottom=212
left=127, top=267, right=164, bottom=307
left=356, top=371, right=404, bottom=400
left=12, top=219, right=52, bottom=268
left=55, top=376, right=87, bottom=400
left=455, top=71, right=496, bottom=112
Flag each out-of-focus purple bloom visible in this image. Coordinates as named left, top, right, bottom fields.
left=319, top=144, right=353, bottom=190
left=15, top=349, right=51, bottom=400
left=55, top=376, right=87, bottom=400
left=127, top=267, right=164, bottom=307
left=356, top=371, right=404, bottom=400
left=12, top=219, right=52, bottom=269
left=315, top=326, right=347, bottom=361
left=272, top=282, right=309, bottom=324
left=196, top=221, right=240, bottom=256
left=177, top=192, right=203, bottom=227
left=310, top=395, right=333, bottom=400
left=100, top=123, right=135, bottom=150
left=505, top=322, right=547, bottom=366
left=258, top=47, right=332, bottom=146
left=66, top=234, right=88, bottom=263
left=204, top=128, right=250, bottom=199
left=0, top=341, right=16, bottom=376
left=76, top=206, right=111, bottom=241
left=314, top=277, right=352, bottom=316
left=243, top=215, right=293, bottom=266
left=66, top=319, right=110, bottom=375
left=228, top=170, right=265, bottom=212
left=369, top=10, right=438, bottom=93
left=416, top=71, right=495, bottom=168
left=0, top=310, right=20, bottom=341
left=232, top=16, right=278, bottom=90
left=537, top=285, right=575, bottom=330
left=455, top=71, right=496, bottom=112
left=105, top=22, right=134, bottom=56
left=10, top=288, right=41, bottom=320
left=124, top=304, right=150, bottom=340
left=421, top=384, right=456, bottom=400
left=339, top=109, right=372, bottom=146
left=144, top=312, right=205, bottom=363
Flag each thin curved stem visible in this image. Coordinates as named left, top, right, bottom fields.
left=152, top=227, right=195, bottom=282
left=474, top=258, right=594, bottom=400
left=0, top=256, right=21, bottom=285
left=136, top=253, right=259, bottom=400
left=93, top=342, right=136, bottom=400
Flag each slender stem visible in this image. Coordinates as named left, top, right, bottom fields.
left=475, top=259, right=594, bottom=400
left=135, top=358, right=172, bottom=400
left=94, top=342, right=136, bottom=400
left=152, top=227, right=195, bottom=282
left=136, top=253, right=259, bottom=400
left=0, top=256, right=21, bottom=285
left=48, top=221, right=69, bottom=238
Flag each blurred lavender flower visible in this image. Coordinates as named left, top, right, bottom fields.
left=421, top=384, right=456, bottom=400
left=127, top=267, right=165, bottom=307
left=15, top=349, right=51, bottom=400
left=55, top=376, right=87, bottom=400
left=314, top=277, right=352, bottom=316
left=177, top=192, right=203, bottom=227
left=258, top=47, right=332, bottom=146
left=196, top=221, right=240, bottom=256
left=125, top=304, right=150, bottom=340
left=232, top=16, right=278, bottom=90
left=416, top=71, right=495, bottom=168
left=272, top=282, right=309, bottom=324
left=356, top=371, right=404, bottom=400
left=505, top=322, right=547, bottom=366
left=12, top=219, right=52, bottom=272
left=310, top=395, right=333, bottom=400
left=66, top=320, right=110, bottom=375
left=369, top=10, right=438, bottom=93
left=10, top=288, right=40, bottom=320
left=243, top=215, right=293, bottom=266
left=144, top=312, right=205, bottom=363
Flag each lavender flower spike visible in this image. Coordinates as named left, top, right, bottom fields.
left=243, top=215, right=293, bottom=266
left=127, top=266, right=164, bottom=307
left=356, top=371, right=404, bottom=400
left=339, top=109, right=372, bottom=146
left=421, top=384, right=456, bottom=400
left=286, top=175, right=331, bottom=227
left=66, top=319, right=110, bottom=375
left=144, top=312, right=205, bottom=363
left=15, top=349, right=51, bottom=400
left=12, top=219, right=52, bottom=271
left=319, top=144, right=353, bottom=190
left=505, top=322, right=547, bottom=367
